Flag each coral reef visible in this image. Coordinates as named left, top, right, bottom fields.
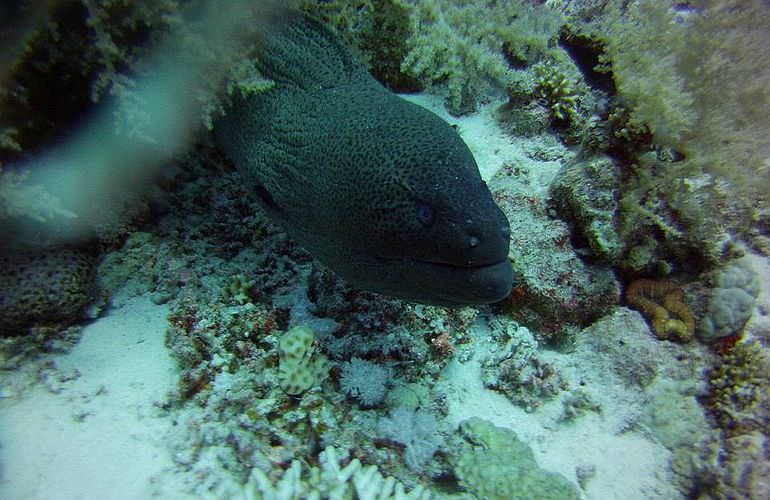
left=625, top=278, right=695, bottom=342
left=550, top=150, right=728, bottom=275
left=357, top=0, right=421, bottom=92
left=483, top=353, right=566, bottom=412
left=715, top=431, right=770, bottom=499
left=4, top=2, right=768, bottom=498
left=597, top=0, right=770, bottom=203
left=491, top=167, right=620, bottom=342
left=640, top=379, right=711, bottom=450
left=533, top=61, right=580, bottom=121
left=589, top=0, right=770, bottom=248
left=378, top=408, right=442, bottom=473
left=697, top=339, right=770, bottom=498
left=576, top=308, right=661, bottom=388
left=228, top=274, right=257, bottom=305
left=559, top=388, right=601, bottom=422
left=481, top=320, right=567, bottom=411
left=550, top=154, right=621, bottom=263
left=0, top=0, right=180, bottom=156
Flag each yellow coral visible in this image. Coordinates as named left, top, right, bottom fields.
left=626, top=279, right=695, bottom=342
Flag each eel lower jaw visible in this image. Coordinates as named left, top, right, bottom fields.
left=406, top=257, right=514, bottom=306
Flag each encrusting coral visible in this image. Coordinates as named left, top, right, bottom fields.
left=625, top=278, right=695, bottom=342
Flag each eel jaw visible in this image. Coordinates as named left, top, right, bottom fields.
left=407, top=258, right=514, bottom=306
left=347, top=255, right=514, bottom=307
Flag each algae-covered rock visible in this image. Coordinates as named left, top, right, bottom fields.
left=550, top=154, right=622, bottom=263
left=640, top=379, right=710, bottom=450
left=491, top=171, right=620, bottom=342
left=452, top=417, right=580, bottom=499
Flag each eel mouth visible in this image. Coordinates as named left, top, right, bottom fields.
left=411, top=258, right=514, bottom=306
left=319, top=251, right=514, bottom=307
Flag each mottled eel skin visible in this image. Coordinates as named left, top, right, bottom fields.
left=215, top=11, right=512, bottom=306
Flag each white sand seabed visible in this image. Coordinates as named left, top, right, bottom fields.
left=0, top=296, right=185, bottom=500
left=437, top=354, right=675, bottom=500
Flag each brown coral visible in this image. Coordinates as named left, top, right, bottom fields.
left=625, top=279, right=695, bottom=342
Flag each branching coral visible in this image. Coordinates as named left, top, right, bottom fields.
left=241, top=446, right=433, bottom=499
left=533, top=61, right=579, bottom=121
left=625, top=278, right=695, bottom=342
left=227, top=274, right=256, bottom=305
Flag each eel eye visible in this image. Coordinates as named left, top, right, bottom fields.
left=416, top=202, right=434, bottom=227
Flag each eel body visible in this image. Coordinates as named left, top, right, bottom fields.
left=215, top=11, right=512, bottom=306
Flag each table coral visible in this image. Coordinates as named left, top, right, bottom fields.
left=625, top=278, right=695, bottom=342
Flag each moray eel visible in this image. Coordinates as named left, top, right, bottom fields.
left=215, top=11, right=513, bottom=306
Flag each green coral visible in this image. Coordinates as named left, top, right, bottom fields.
left=452, top=418, right=580, bottom=499
left=533, top=61, right=580, bottom=121
left=616, top=152, right=727, bottom=274
left=227, top=274, right=256, bottom=305
left=277, top=325, right=330, bottom=396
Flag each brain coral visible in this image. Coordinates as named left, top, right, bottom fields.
left=0, top=247, right=95, bottom=335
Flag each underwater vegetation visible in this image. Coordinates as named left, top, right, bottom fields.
left=1, top=0, right=770, bottom=498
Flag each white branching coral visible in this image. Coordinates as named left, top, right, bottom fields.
left=241, top=446, right=432, bottom=500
